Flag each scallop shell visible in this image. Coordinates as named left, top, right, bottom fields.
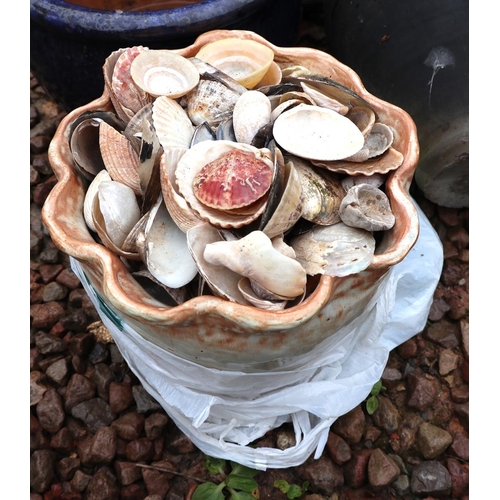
left=110, top=46, right=155, bottom=120
left=195, top=38, right=274, bottom=89
left=99, top=121, right=141, bottom=195
left=175, top=140, right=274, bottom=228
left=152, top=95, right=195, bottom=150
left=339, top=184, right=395, bottom=231
left=237, top=278, right=288, bottom=310
left=289, top=222, right=376, bottom=278
left=159, top=148, right=204, bottom=232
left=130, top=50, right=200, bottom=98
left=312, top=146, right=404, bottom=176
left=273, top=103, right=365, bottom=161
left=345, top=122, right=395, bottom=162
left=232, top=90, right=272, bottom=144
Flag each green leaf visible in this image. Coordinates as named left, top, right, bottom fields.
left=226, top=475, right=258, bottom=492
left=371, top=380, right=382, bottom=396
left=286, top=484, right=304, bottom=499
left=228, top=489, right=257, bottom=500
left=229, top=462, right=259, bottom=478
left=274, top=479, right=289, bottom=493
left=192, top=482, right=226, bottom=500
left=366, top=395, right=379, bottom=415
left=205, top=456, right=227, bottom=476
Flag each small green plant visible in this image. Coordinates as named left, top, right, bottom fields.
left=192, top=456, right=260, bottom=500
left=274, top=479, right=309, bottom=499
left=365, top=379, right=387, bottom=415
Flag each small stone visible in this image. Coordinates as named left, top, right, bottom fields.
left=35, top=330, right=67, bottom=355
left=325, top=432, right=352, bottom=465
left=438, top=349, right=459, bottom=375
left=132, top=385, right=163, bottom=413
left=424, top=319, right=459, bottom=349
left=56, top=456, right=81, bottom=481
left=92, top=363, right=114, bottom=401
left=88, top=426, right=118, bottom=464
left=276, top=428, right=296, bottom=450
left=298, top=455, right=344, bottom=495
left=64, top=373, right=97, bottom=412
left=332, top=405, right=366, bottom=445
left=144, top=413, right=169, bottom=441
left=30, top=371, right=48, bottom=406
left=109, top=381, right=134, bottom=414
left=406, top=373, right=439, bottom=411
left=111, top=412, right=145, bottom=441
left=371, top=395, right=401, bottom=434
left=410, top=460, right=451, bottom=496
left=142, top=468, right=171, bottom=498
left=70, top=469, right=93, bottom=492
left=45, top=357, right=71, bottom=386
left=343, top=449, right=372, bottom=488
left=450, top=431, right=469, bottom=461
left=30, top=449, right=56, bottom=494
left=367, top=448, right=400, bottom=488
left=126, top=438, right=154, bottom=462
left=71, top=398, right=117, bottom=433
left=85, top=468, right=120, bottom=500
left=37, top=388, right=66, bottom=433
left=446, top=457, right=469, bottom=498
left=417, top=422, right=453, bottom=459
left=115, top=461, right=143, bottom=486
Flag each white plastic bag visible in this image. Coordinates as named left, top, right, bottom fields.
left=71, top=202, right=443, bottom=470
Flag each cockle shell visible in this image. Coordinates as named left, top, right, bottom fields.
left=289, top=222, right=376, bottom=278
left=195, top=38, right=274, bottom=89
left=345, top=122, right=395, bottom=162
left=255, top=61, right=282, bottom=87
left=175, top=140, right=274, bottom=228
left=273, top=103, right=365, bottom=161
left=130, top=50, right=200, bottom=98
left=152, top=95, right=195, bottom=151
left=203, top=230, right=307, bottom=299
left=339, top=184, right=395, bottom=231
left=232, top=90, right=272, bottom=144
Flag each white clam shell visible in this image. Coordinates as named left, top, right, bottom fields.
left=232, top=90, right=272, bottom=144
left=144, top=197, right=198, bottom=288
left=273, top=103, right=365, bottom=161
left=289, top=222, right=375, bottom=278
left=97, top=180, right=141, bottom=249
left=203, top=230, right=307, bottom=299
left=84, top=169, right=112, bottom=232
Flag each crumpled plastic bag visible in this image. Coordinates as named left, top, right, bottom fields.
left=71, top=201, right=443, bottom=470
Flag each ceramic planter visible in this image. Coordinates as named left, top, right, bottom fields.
left=42, top=29, right=420, bottom=371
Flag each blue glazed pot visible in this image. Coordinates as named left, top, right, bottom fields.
left=30, top=0, right=302, bottom=111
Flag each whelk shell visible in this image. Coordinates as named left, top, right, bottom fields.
left=195, top=38, right=274, bottom=89
left=130, top=50, right=199, bottom=98
left=273, top=103, right=365, bottom=161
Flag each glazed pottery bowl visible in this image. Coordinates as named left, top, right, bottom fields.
left=30, top=0, right=301, bottom=112
left=42, top=29, right=420, bottom=371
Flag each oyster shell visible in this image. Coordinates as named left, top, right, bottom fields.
left=339, top=184, right=395, bottom=231
left=130, top=50, right=200, bottom=98
left=289, top=222, right=376, bottom=278
left=273, top=103, right=365, bottom=161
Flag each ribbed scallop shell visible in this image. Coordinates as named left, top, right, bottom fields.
left=175, top=140, right=274, bottom=228
left=99, top=122, right=141, bottom=195
left=152, top=96, right=195, bottom=150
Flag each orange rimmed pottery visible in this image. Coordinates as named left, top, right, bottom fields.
left=42, top=29, right=420, bottom=371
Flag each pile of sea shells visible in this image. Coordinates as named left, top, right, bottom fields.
left=68, top=39, right=404, bottom=311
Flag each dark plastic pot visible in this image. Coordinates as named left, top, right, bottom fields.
left=322, top=0, right=468, bottom=208
left=30, top=0, right=302, bottom=112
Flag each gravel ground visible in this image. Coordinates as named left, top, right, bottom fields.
left=30, top=5, right=469, bottom=499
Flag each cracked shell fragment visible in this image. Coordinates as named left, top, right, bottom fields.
left=289, top=223, right=376, bottom=277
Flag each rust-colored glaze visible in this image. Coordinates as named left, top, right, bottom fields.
left=42, top=30, right=419, bottom=371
